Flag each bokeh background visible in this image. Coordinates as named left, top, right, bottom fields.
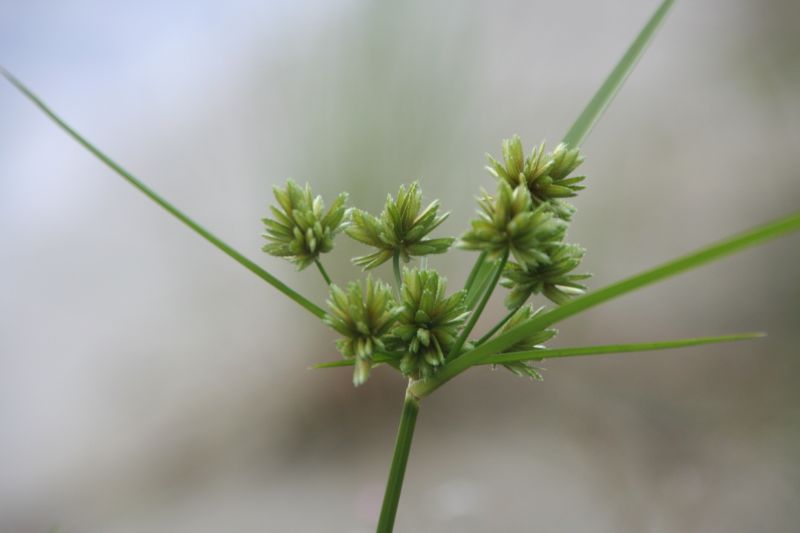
left=2, top=1, right=799, bottom=531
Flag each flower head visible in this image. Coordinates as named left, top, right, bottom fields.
left=501, top=244, right=591, bottom=308
left=458, top=181, right=567, bottom=266
left=486, top=136, right=585, bottom=220
left=386, top=268, right=468, bottom=379
left=262, top=179, right=348, bottom=269
left=346, top=182, right=453, bottom=269
left=496, top=305, right=557, bottom=380
left=324, top=276, right=399, bottom=385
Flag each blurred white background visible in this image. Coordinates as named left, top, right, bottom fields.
left=2, top=1, right=799, bottom=531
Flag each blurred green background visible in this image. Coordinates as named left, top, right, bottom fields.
left=1, top=1, right=799, bottom=531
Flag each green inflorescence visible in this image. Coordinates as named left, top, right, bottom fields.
left=501, top=243, right=591, bottom=308
left=387, top=269, right=469, bottom=380
left=346, top=182, right=453, bottom=270
left=486, top=136, right=585, bottom=220
left=458, top=181, right=567, bottom=266
left=323, top=276, right=399, bottom=386
left=261, top=137, right=590, bottom=385
left=495, top=304, right=557, bottom=380
left=261, top=179, right=348, bottom=270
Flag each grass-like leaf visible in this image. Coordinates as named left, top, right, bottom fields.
left=312, top=360, right=357, bottom=369
left=562, top=0, right=675, bottom=147
left=411, top=211, right=800, bottom=397
left=1, top=67, right=326, bottom=319
left=488, top=333, right=764, bottom=365
left=311, top=353, right=397, bottom=369
left=314, top=333, right=763, bottom=369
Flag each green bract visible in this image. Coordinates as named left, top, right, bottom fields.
left=501, top=244, right=591, bottom=308
left=346, top=182, right=454, bottom=270
left=495, top=305, right=557, bottom=380
left=262, top=179, right=348, bottom=269
left=323, top=276, right=398, bottom=386
left=458, top=181, right=567, bottom=266
left=487, top=136, right=585, bottom=220
left=386, top=269, right=468, bottom=379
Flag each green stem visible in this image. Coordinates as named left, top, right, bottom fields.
left=1, top=68, right=326, bottom=320
left=392, top=250, right=403, bottom=290
left=462, top=251, right=487, bottom=293
left=476, top=303, right=521, bottom=346
left=376, top=386, right=420, bottom=533
left=314, top=258, right=332, bottom=286
left=447, top=250, right=509, bottom=361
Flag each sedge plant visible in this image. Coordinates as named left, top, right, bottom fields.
left=4, top=1, right=800, bottom=531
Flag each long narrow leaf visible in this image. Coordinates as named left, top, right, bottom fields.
left=1, top=68, right=326, bottom=319
left=562, top=0, right=675, bottom=147
left=411, top=211, right=800, bottom=397
left=488, top=333, right=764, bottom=365
left=312, top=360, right=356, bottom=369
left=315, top=333, right=763, bottom=369
left=312, top=353, right=396, bottom=369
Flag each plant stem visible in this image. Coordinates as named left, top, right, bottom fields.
left=462, top=251, right=487, bottom=293
left=392, top=250, right=403, bottom=291
left=476, top=303, right=521, bottom=346
left=314, top=258, right=332, bottom=286
left=376, top=386, right=420, bottom=533
left=447, top=250, right=509, bottom=361
left=1, top=68, right=326, bottom=320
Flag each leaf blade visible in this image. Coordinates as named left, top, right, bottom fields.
left=562, top=0, right=675, bottom=147
left=487, top=333, right=764, bottom=365
left=411, top=211, right=800, bottom=397
left=311, top=360, right=355, bottom=369
left=311, top=353, right=397, bottom=369
left=314, top=333, right=764, bottom=369
left=1, top=68, right=326, bottom=319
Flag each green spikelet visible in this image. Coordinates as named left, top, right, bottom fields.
left=386, top=269, right=468, bottom=379
left=324, top=276, right=399, bottom=385
left=262, top=179, right=348, bottom=269
left=346, top=182, right=453, bottom=269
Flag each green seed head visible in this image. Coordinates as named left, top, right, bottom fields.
left=501, top=243, right=590, bottom=309
left=458, top=181, right=567, bottom=266
left=386, top=268, right=468, bottom=379
left=346, top=182, right=454, bottom=270
left=486, top=136, right=585, bottom=220
left=262, top=179, right=348, bottom=269
left=324, top=276, right=399, bottom=386
left=497, top=305, right=558, bottom=380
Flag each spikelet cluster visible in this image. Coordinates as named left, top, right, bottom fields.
left=262, top=179, right=348, bottom=269
left=324, top=277, right=398, bottom=385
left=386, top=269, right=468, bottom=379
left=346, top=182, right=453, bottom=269
left=486, top=136, right=585, bottom=221
left=268, top=136, right=591, bottom=386
left=458, top=181, right=566, bottom=266
left=495, top=305, right=557, bottom=380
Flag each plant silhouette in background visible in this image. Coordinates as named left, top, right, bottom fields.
left=4, top=1, right=800, bottom=531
